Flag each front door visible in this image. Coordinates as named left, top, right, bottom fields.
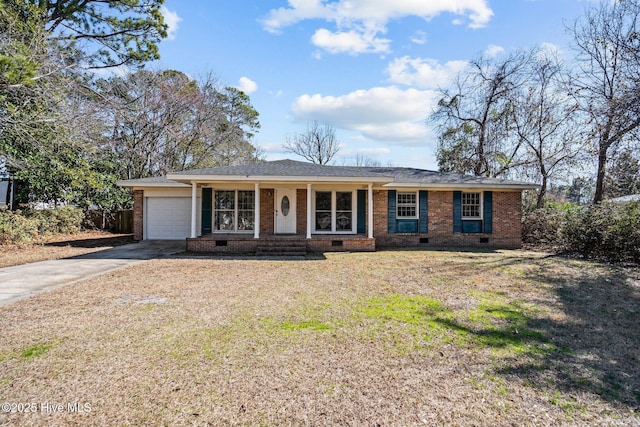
left=275, top=188, right=296, bottom=234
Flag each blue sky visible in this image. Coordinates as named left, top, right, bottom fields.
left=153, top=0, right=589, bottom=170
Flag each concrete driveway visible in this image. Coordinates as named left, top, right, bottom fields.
left=0, top=240, right=185, bottom=307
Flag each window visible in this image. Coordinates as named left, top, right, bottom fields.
left=462, top=192, right=482, bottom=219
left=314, top=190, right=354, bottom=233
left=214, top=190, right=255, bottom=232
left=397, top=192, right=417, bottom=218
left=336, top=192, right=352, bottom=231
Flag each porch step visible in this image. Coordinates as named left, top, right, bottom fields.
left=255, top=239, right=307, bottom=257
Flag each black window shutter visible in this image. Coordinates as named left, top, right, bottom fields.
left=387, top=190, right=397, bottom=234
left=201, top=188, right=212, bottom=234
left=357, top=190, right=366, bottom=234
left=419, top=190, right=428, bottom=233
left=453, top=191, right=462, bottom=233
left=483, top=191, right=493, bottom=234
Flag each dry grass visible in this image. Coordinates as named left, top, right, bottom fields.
left=0, top=249, right=638, bottom=426
left=0, top=232, right=134, bottom=268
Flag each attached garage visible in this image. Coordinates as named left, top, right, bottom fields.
left=145, top=197, right=192, bottom=240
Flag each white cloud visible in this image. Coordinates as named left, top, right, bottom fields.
left=311, top=24, right=390, bottom=55
left=262, top=0, right=493, bottom=55
left=238, top=77, right=258, bottom=94
left=539, top=42, right=562, bottom=56
left=386, top=57, right=467, bottom=88
left=484, top=44, right=505, bottom=58
left=411, top=31, right=427, bottom=45
left=161, top=6, right=182, bottom=40
left=291, top=86, right=439, bottom=144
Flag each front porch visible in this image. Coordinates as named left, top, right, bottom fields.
left=186, top=234, right=376, bottom=255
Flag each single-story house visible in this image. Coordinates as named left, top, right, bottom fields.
left=117, top=159, right=538, bottom=254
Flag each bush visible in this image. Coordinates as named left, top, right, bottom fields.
left=0, top=207, right=84, bottom=244
left=0, top=209, right=41, bottom=244
left=523, top=201, right=640, bottom=262
left=30, top=206, right=83, bottom=234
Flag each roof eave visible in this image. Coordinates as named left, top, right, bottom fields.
left=116, top=180, right=191, bottom=188
left=386, top=182, right=539, bottom=190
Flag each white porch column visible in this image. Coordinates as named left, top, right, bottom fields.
left=254, top=183, right=260, bottom=239
left=368, top=183, right=374, bottom=239
left=306, top=183, right=312, bottom=239
left=190, top=182, right=197, bottom=238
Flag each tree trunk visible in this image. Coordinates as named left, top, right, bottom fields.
left=593, top=145, right=607, bottom=204
left=536, top=174, right=547, bottom=208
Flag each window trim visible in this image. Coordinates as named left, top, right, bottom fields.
left=312, top=190, right=357, bottom=234
left=213, top=189, right=255, bottom=233
left=461, top=191, right=483, bottom=220
left=396, top=191, right=419, bottom=219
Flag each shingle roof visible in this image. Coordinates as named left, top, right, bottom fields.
left=170, top=159, right=391, bottom=178
left=119, top=159, right=538, bottom=189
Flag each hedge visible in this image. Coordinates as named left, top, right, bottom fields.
left=0, top=207, right=84, bottom=244
left=523, top=201, right=640, bottom=262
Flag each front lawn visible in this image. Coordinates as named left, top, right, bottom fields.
left=0, top=250, right=638, bottom=425
left=0, top=232, right=134, bottom=268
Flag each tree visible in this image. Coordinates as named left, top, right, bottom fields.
left=570, top=0, right=640, bottom=203
left=512, top=53, right=583, bottom=207
left=283, top=121, right=340, bottom=165
left=98, top=70, right=262, bottom=179
left=2, top=0, right=167, bottom=69
left=605, top=148, right=640, bottom=198
left=566, top=177, right=595, bottom=205
left=0, top=6, right=103, bottom=205
left=430, top=50, right=534, bottom=177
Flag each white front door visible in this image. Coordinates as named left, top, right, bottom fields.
left=275, top=188, right=296, bottom=234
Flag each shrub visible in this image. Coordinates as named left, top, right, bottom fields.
left=0, top=209, right=41, bottom=244
left=523, top=201, right=640, bottom=262
left=30, top=206, right=83, bottom=235
left=0, top=207, right=84, bottom=244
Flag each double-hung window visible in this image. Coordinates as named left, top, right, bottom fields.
left=397, top=192, right=418, bottom=218
left=214, top=190, right=255, bottom=232
left=462, top=192, right=482, bottom=219
left=314, top=190, right=355, bottom=233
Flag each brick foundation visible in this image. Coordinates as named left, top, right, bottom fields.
left=187, top=235, right=375, bottom=254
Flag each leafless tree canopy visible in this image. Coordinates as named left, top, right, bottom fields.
left=569, top=0, right=640, bottom=203
left=283, top=121, right=340, bottom=165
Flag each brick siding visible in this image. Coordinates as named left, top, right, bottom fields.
left=260, top=188, right=274, bottom=235
left=133, top=190, right=143, bottom=241
left=374, top=190, right=522, bottom=249
left=172, top=188, right=523, bottom=253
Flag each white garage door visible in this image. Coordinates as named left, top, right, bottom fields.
left=146, top=197, right=191, bottom=240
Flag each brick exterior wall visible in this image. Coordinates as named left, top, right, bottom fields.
left=184, top=188, right=523, bottom=253
left=307, top=237, right=375, bottom=252
left=133, top=190, right=144, bottom=241
left=374, top=190, right=522, bottom=249
left=260, top=188, right=274, bottom=235
left=187, top=236, right=259, bottom=254
left=297, top=189, right=307, bottom=236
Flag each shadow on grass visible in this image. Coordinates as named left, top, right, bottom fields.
left=44, top=234, right=134, bottom=248
left=491, top=260, right=639, bottom=409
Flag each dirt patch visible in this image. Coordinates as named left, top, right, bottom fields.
left=0, top=250, right=638, bottom=425
left=0, top=232, right=134, bottom=268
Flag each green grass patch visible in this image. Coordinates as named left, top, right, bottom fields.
left=21, top=343, right=52, bottom=360
left=353, top=292, right=555, bottom=357
left=281, top=320, right=332, bottom=331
